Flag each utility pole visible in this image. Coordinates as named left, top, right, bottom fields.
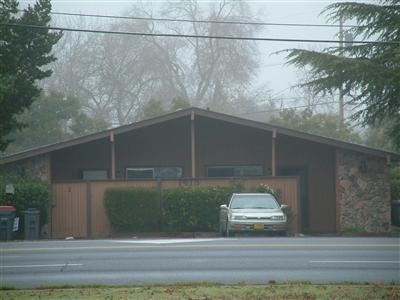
left=338, top=16, right=344, bottom=124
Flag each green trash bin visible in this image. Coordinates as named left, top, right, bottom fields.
left=24, top=208, right=40, bottom=240
left=0, top=206, right=16, bottom=241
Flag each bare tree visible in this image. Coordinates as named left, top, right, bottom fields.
left=155, top=0, right=260, bottom=110
left=47, top=17, right=161, bottom=125
left=83, top=22, right=160, bottom=124
left=47, top=1, right=267, bottom=126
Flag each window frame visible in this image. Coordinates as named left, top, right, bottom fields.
left=206, top=165, right=264, bottom=178
left=125, top=166, right=184, bottom=179
left=81, top=169, right=109, bottom=180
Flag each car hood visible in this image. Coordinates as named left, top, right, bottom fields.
left=230, top=208, right=284, bottom=216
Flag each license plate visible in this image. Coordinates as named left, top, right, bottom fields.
left=254, top=223, right=264, bottom=230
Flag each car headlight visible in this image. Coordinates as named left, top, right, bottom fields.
left=232, top=215, right=247, bottom=220
left=271, top=215, right=286, bottom=221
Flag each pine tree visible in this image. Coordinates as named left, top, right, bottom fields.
left=285, top=0, right=400, bottom=150
left=0, top=0, right=61, bottom=151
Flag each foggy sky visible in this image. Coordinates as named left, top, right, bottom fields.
left=20, top=0, right=357, bottom=102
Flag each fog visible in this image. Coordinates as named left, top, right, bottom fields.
left=18, top=0, right=356, bottom=128
left=47, top=0, right=339, bottom=98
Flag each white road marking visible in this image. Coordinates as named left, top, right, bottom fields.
left=310, top=260, right=400, bottom=264
left=0, top=263, right=83, bottom=269
left=112, top=238, right=225, bottom=244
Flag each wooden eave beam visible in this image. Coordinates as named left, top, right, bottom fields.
left=191, top=111, right=196, bottom=178
left=272, top=128, right=277, bottom=177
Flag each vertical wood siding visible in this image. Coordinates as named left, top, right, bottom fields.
left=51, top=183, right=87, bottom=238
left=50, top=177, right=299, bottom=239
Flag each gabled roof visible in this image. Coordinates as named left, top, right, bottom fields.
left=1, top=107, right=399, bottom=165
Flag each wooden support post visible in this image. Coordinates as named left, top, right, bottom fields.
left=110, top=131, right=116, bottom=179
left=191, top=111, right=196, bottom=178
left=46, top=153, right=52, bottom=183
left=272, top=129, right=277, bottom=177
left=386, top=155, right=391, bottom=166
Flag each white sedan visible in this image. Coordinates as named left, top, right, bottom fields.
left=219, top=193, right=287, bottom=237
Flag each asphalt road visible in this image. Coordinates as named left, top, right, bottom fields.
left=1, top=237, right=399, bottom=288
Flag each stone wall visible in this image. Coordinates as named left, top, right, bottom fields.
left=3, top=154, right=51, bottom=182
left=337, top=149, right=391, bottom=233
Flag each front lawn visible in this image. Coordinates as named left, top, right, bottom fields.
left=2, top=282, right=399, bottom=299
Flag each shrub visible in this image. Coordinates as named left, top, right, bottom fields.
left=162, top=187, right=233, bottom=232
left=0, top=175, right=50, bottom=229
left=104, top=187, right=160, bottom=232
left=250, top=183, right=282, bottom=199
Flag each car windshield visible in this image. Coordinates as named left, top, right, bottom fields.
left=230, top=194, right=279, bottom=209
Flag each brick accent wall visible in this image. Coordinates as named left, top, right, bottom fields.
left=4, top=154, right=51, bottom=182
left=336, top=149, right=391, bottom=233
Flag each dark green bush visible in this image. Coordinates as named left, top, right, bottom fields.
left=162, top=187, right=233, bottom=232
left=250, top=183, right=282, bottom=200
left=104, top=187, right=160, bottom=232
left=0, top=175, right=50, bottom=228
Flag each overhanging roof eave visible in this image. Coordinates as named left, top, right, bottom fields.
left=193, top=108, right=400, bottom=160
left=1, top=107, right=399, bottom=165
left=0, top=109, right=193, bottom=165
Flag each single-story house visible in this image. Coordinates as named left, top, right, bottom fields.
left=1, top=107, right=398, bottom=238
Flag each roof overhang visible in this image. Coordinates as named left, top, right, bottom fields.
left=1, top=107, right=399, bottom=165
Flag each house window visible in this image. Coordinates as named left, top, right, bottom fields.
left=207, top=165, right=263, bottom=178
left=126, top=167, right=183, bottom=179
left=82, top=170, right=108, bottom=180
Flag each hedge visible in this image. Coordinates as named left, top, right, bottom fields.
left=103, top=186, right=238, bottom=233
left=104, top=187, right=160, bottom=232
left=0, top=175, right=50, bottom=234
left=162, top=187, right=234, bottom=232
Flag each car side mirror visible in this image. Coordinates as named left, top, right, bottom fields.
left=280, top=204, right=288, bottom=210
left=220, top=204, right=228, bottom=209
